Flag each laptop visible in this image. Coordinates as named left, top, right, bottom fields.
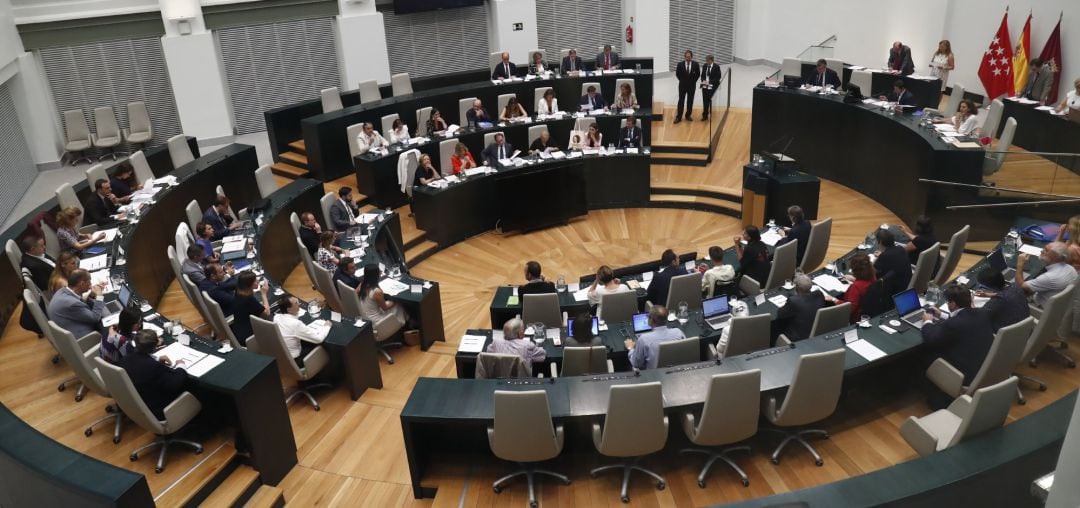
left=703, top=296, right=732, bottom=329
left=892, top=288, right=935, bottom=329
left=783, top=75, right=801, bottom=88
left=567, top=316, right=599, bottom=337
left=987, top=248, right=1016, bottom=279
left=632, top=312, right=651, bottom=333
left=100, top=292, right=127, bottom=328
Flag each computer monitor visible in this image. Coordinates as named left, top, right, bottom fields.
left=702, top=296, right=730, bottom=318
left=987, top=248, right=1008, bottom=273
left=632, top=312, right=651, bottom=333
left=119, top=285, right=132, bottom=308
left=567, top=316, right=599, bottom=337
left=892, top=288, right=921, bottom=316
left=783, top=75, right=801, bottom=88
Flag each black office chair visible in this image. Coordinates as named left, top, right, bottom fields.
left=859, top=275, right=895, bottom=317
left=712, top=279, right=738, bottom=299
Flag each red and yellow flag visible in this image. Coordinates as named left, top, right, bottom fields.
left=1013, top=13, right=1032, bottom=94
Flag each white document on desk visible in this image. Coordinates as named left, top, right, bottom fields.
left=221, top=239, right=246, bottom=253
left=97, top=228, right=120, bottom=243
left=572, top=289, right=590, bottom=302
left=761, top=231, right=783, bottom=246
left=185, top=355, right=225, bottom=378
left=153, top=342, right=208, bottom=367
left=812, top=274, right=849, bottom=294
left=458, top=335, right=487, bottom=353
left=848, top=339, right=887, bottom=362
left=89, top=269, right=116, bottom=293
left=767, top=295, right=788, bottom=307
left=1019, top=244, right=1043, bottom=256
left=79, top=254, right=108, bottom=271
left=379, top=278, right=410, bottom=296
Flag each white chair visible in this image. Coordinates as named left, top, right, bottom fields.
left=762, top=348, right=845, bottom=466
left=55, top=183, right=92, bottom=232
left=715, top=314, right=772, bottom=358
left=980, top=99, right=1005, bottom=140
left=381, top=113, right=399, bottom=139
left=23, top=290, right=81, bottom=394
left=320, top=87, right=343, bottom=113
left=926, top=83, right=965, bottom=117
left=590, top=382, right=668, bottom=503
left=522, top=293, right=561, bottom=328
left=550, top=346, right=613, bottom=377
left=483, top=131, right=505, bottom=148
left=62, top=109, right=94, bottom=165
left=439, top=139, right=458, bottom=171
left=248, top=316, right=332, bottom=410
left=799, top=217, right=832, bottom=273
left=214, top=185, right=239, bottom=221
left=185, top=200, right=202, bottom=232
left=92, top=106, right=126, bottom=160
left=319, top=192, right=336, bottom=231
left=295, top=238, right=318, bottom=290
left=124, top=101, right=153, bottom=148
left=288, top=212, right=301, bottom=237
left=312, top=265, right=344, bottom=313
left=358, top=80, right=381, bottom=103
left=559, top=49, right=571, bottom=59
left=1016, top=284, right=1077, bottom=398
left=680, top=370, right=761, bottom=487
left=764, top=240, right=797, bottom=291
left=580, top=82, right=601, bottom=99
left=174, top=223, right=192, bottom=258
left=4, top=239, right=20, bottom=276
left=900, top=376, right=1018, bottom=457
left=665, top=273, right=703, bottom=311
left=781, top=58, right=803, bottom=79
left=849, top=69, right=872, bottom=94
left=527, top=125, right=546, bottom=148
left=983, top=117, right=1016, bottom=176
left=598, top=291, right=637, bottom=323
left=40, top=223, right=60, bottom=259
left=528, top=49, right=546, bottom=67
left=202, top=290, right=246, bottom=350
left=415, top=107, right=432, bottom=137
left=458, top=97, right=477, bottom=126
left=129, top=151, right=154, bottom=186
left=657, top=336, right=700, bottom=368
left=400, top=150, right=420, bottom=198
left=391, top=73, right=412, bottom=96
left=615, top=78, right=636, bottom=98
left=573, top=117, right=596, bottom=133
left=496, top=93, right=517, bottom=116
left=778, top=303, right=853, bottom=346
left=255, top=164, right=277, bottom=198
left=933, top=225, right=970, bottom=286
left=338, top=281, right=404, bottom=363
left=85, top=163, right=108, bottom=188
left=167, top=135, right=194, bottom=169
left=346, top=123, right=364, bottom=165
left=487, top=390, right=570, bottom=506
left=488, top=51, right=504, bottom=72
left=739, top=275, right=761, bottom=297
left=533, top=87, right=552, bottom=110
left=927, top=317, right=1033, bottom=400
left=908, top=242, right=941, bottom=293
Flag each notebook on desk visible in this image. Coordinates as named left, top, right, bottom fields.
left=703, top=296, right=732, bottom=329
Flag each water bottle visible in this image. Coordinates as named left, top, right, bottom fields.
left=308, top=300, right=320, bottom=316
left=556, top=275, right=567, bottom=292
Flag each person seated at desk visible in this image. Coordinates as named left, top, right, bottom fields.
left=580, top=86, right=607, bottom=111
left=646, top=249, right=687, bottom=307
left=181, top=244, right=208, bottom=284
left=1019, top=59, right=1053, bottom=105
left=316, top=231, right=340, bottom=271
left=775, top=205, right=810, bottom=266
left=121, top=330, right=192, bottom=420
left=1056, top=215, right=1080, bottom=272
left=618, top=116, right=640, bottom=148
left=888, top=41, right=915, bottom=76
left=84, top=179, right=124, bottom=227
left=568, top=132, right=585, bottom=151
left=231, top=272, right=269, bottom=344
left=588, top=265, right=630, bottom=319
left=451, top=142, right=478, bottom=174
left=566, top=312, right=602, bottom=347
left=414, top=154, right=442, bottom=186
left=777, top=274, right=829, bottom=342
left=465, top=99, right=492, bottom=128
left=583, top=124, right=603, bottom=149
left=388, top=118, right=410, bottom=144
left=536, top=89, right=560, bottom=116
left=356, top=122, right=388, bottom=154
left=273, top=296, right=330, bottom=368
left=203, top=195, right=240, bottom=241
left=492, top=52, right=517, bottom=80
left=49, top=251, right=79, bottom=295
left=358, top=264, right=409, bottom=332
left=329, top=187, right=360, bottom=232
left=697, top=245, right=736, bottom=298
left=519, top=260, right=556, bottom=296
left=808, top=58, right=841, bottom=88
left=873, top=228, right=913, bottom=292
left=194, top=222, right=219, bottom=264
left=55, top=207, right=105, bottom=254
left=900, top=215, right=939, bottom=267
left=1016, top=242, right=1077, bottom=309
left=933, top=99, right=978, bottom=135
left=298, top=212, right=326, bottom=256
left=198, top=262, right=238, bottom=316
left=109, top=162, right=141, bottom=201
left=1055, top=78, right=1080, bottom=114
left=880, top=80, right=915, bottom=107
left=528, top=51, right=547, bottom=74
left=613, top=83, right=639, bottom=110
left=47, top=269, right=107, bottom=340
left=625, top=306, right=685, bottom=370
left=596, top=44, right=620, bottom=71
left=734, top=225, right=771, bottom=287
left=499, top=97, right=527, bottom=121
left=529, top=130, right=561, bottom=154
left=561, top=49, right=584, bottom=74
left=333, top=257, right=362, bottom=289
left=102, top=307, right=140, bottom=364
left=426, top=108, right=448, bottom=136
left=481, top=132, right=514, bottom=166
left=823, top=252, right=875, bottom=322
left=487, top=317, right=547, bottom=373
left=974, top=267, right=1030, bottom=332
left=19, top=236, right=55, bottom=292
left=921, top=284, right=995, bottom=399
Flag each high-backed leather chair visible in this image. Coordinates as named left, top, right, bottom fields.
left=487, top=390, right=570, bottom=506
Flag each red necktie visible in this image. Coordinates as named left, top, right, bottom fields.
left=605, top=55, right=610, bottom=70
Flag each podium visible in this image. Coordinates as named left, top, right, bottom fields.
left=741, top=164, right=820, bottom=228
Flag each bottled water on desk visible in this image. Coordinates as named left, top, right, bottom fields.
left=556, top=275, right=567, bottom=292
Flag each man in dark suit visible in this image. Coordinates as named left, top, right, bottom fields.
left=19, top=236, right=55, bottom=290
left=333, top=257, right=362, bottom=289
left=674, top=49, right=700, bottom=123
left=121, top=330, right=191, bottom=420
left=84, top=179, right=122, bottom=226
left=1020, top=58, right=1054, bottom=104
left=921, top=284, right=995, bottom=386
left=329, top=187, right=359, bottom=232
left=202, top=195, right=239, bottom=240
left=465, top=99, right=492, bottom=128
left=775, top=205, right=811, bottom=266
left=618, top=116, right=641, bottom=148
left=881, top=80, right=915, bottom=106
left=646, top=249, right=688, bottom=306
left=595, top=45, right=620, bottom=70
left=298, top=212, right=324, bottom=255
left=699, top=55, right=722, bottom=120
left=873, top=228, right=912, bottom=293
left=777, top=274, right=829, bottom=341
left=519, top=261, right=556, bottom=296
left=561, top=49, right=585, bottom=74
left=809, top=58, right=841, bottom=88
left=197, top=262, right=238, bottom=316
left=579, top=86, right=607, bottom=111
left=481, top=133, right=514, bottom=166
left=888, top=41, right=915, bottom=76
left=491, top=52, right=517, bottom=80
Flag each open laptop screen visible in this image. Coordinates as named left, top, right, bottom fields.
left=567, top=316, right=599, bottom=337
left=632, top=312, right=651, bottom=332
left=702, top=296, right=729, bottom=318
left=892, top=288, right=921, bottom=316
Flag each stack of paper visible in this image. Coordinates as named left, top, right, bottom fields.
left=1018, top=244, right=1043, bottom=256
left=79, top=254, right=108, bottom=271
left=185, top=356, right=225, bottom=377
left=97, top=228, right=120, bottom=242
left=572, top=288, right=590, bottom=302
left=221, top=238, right=246, bottom=253
left=459, top=334, right=487, bottom=353
left=812, top=274, right=849, bottom=294
left=359, top=213, right=380, bottom=224
left=153, top=342, right=208, bottom=367
left=761, top=230, right=783, bottom=246
left=847, top=339, right=887, bottom=361
left=379, top=278, right=410, bottom=296
left=767, top=294, right=788, bottom=307
left=89, top=269, right=116, bottom=293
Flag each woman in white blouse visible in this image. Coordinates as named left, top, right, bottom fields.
left=934, top=99, right=978, bottom=135
left=529, top=52, right=546, bottom=74
left=388, top=118, right=410, bottom=144
left=587, top=265, right=630, bottom=320
left=1055, top=78, right=1080, bottom=114
left=536, top=89, right=559, bottom=116
left=272, top=296, right=330, bottom=367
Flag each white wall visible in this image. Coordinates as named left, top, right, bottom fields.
left=161, top=33, right=234, bottom=140
left=0, top=0, right=22, bottom=69
left=336, top=0, right=391, bottom=86
left=1, top=0, right=63, bottom=165
left=622, top=0, right=669, bottom=72
left=486, top=0, right=538, bottom=64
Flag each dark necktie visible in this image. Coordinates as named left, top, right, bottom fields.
left=504, top=63, right=510, bottom=77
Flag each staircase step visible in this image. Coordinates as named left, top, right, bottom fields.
left=405, top=239, right=439, bottom=267
left=287, top=139, right=306, bottom=154
left=650, top=152, right=710, bottom=167
left=650, top=194, right=741, bottom=217
left=651, top=142, right=710, bottom=154
left=271, top=162, right=309, bottom=179
left=651, top=182, right=741, bottom=202
left=279, top=151, right=308, bottom=168
left=243, top=485, right=285, bottom=508
left=200, top=465, right=260, bottom=508
left=153, top=443, right=237, bottom=508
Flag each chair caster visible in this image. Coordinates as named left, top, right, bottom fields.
left=314, top=405, right=321, bottom=411
left=771, top=458, right=780, bottom=465
left=698, top=479, right=706, bottom=488
left=155, top=467, right=163, bottom=474
left=1039, top=385, right=1048, bottom=391
left=52, top=355, right=60, bottom=365
left=75, top=393, right=84, bottom=402
left=36, top=333, right=43, bottom=339
left=741, top=478, right=750, bottom=487
left=113, top=435, right=121, bottom=444
left=1018, top=398, right=1027, bottom=405
left=58, top=384, right=65, bottom=392
left=85, top=429, right=93, bottom=437
left=815, top=459, right=824, bottom=467
left=106, top=405, right=115, bottom=413
left=493, top=486, right=502, bottom=494
left=657, top=481, right=665, bottom=490
left=130, top=453, right=138, bottom=461
left=621, top=495, right=630, bottom=503
left=563, top=478, right=571, bottom=486
left=195, top=446, right=203, bottom=454
left=530, top=501, right=537, bottom=508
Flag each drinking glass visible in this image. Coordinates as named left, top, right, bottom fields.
left=308, top=300, right=321, bottom=316
left=859, top=315, right=870, bottom=328
left=784, top=278, right=793, bottom=289
left=677, top=301, right=689, bottom=323
left=171, top=320, right=184, bottom=337
left=532, top=323, right=546, bottom=344
left=556, top=275, right=567, bottom=292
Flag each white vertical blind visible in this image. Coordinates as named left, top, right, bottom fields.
left=381, top=5, right=490, bottom=79
left=669, top=0, right=736, bottom=68
left=0, top=80, right=37, bottom=221
left=535, top=0, right=623, bottom=61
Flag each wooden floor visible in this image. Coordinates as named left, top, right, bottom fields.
left=2, top=108, right=1078, bottom=507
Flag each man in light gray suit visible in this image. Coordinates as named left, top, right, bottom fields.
left=1021, top=58, right=1054, bottom=104
left=47, top=269, right=107, bottom=340
left=595, top=44, right=621, bottom=71
left=181, top=244, right=207, bottom=284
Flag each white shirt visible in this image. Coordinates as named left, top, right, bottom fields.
left=536, top=97, right=559, bottom=115
left=273, top=313, right=329, bottom=359
left=951, top=113, right=979, bottom=136
left=1066, top=90, right=1080, bottom=110
left=389, top=126, right=410, bottom=144
left=29, top=253, right=55, bottom=268
left=356, top=130, right=388, bottom=154
left=587, top=283, right=630, bottom=319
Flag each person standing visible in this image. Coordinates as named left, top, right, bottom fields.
left=1020, top=59, right=1054, bottom=104
left=929, top=40, right=955, bottom=92
left=674, top=50, right=700, bottom=123
left=888, top=41, right=915, bottom=76
left=700, top=55, right=722, bottom=119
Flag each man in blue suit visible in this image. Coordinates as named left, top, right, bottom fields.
left=203, top=195, right=240, bottom=240
left=561, top=49, right=585, bottom=74
left=579, top=85, right=607, bottom=111
left=881, top=80, right=915, bottom=107
left=491, top=52, right=517, bottom=80
left=646, top=249, right=688, bottom=307
left=921, top=284, right=995, bottom=387
left=47, top=269, right=107, bottom=340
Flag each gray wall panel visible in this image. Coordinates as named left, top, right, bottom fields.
left=669, top=0, right=736, bottom=68
left=535, top=0, right=622, bottom=61
left=381, top=5, right=489, bottom=79
left=0, top=81, right=38, bottom=220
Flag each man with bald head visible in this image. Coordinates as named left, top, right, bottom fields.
left=1016, top=242, right=1078, bottom=309
left=491, top=51, right=517, bottom=80
left=887, top=41, right=914, bottom=75
left=465, top=98, right=491, bottom=128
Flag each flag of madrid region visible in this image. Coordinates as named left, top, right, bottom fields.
left=979, top=10, right=1014, bottom=100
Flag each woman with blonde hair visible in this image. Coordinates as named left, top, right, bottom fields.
left=413, top=154, right=442, bottom=186
left=1056, top=215, right=1080, bottom=272
left=450, top=142, right=477, bottom=174
left=613, top=82, right=639, bottom=109
left=55, top=207, right=104, bottom=253
left=929, top=40, right=955, bottom=93
left=48, top=251, right=79, bottom=294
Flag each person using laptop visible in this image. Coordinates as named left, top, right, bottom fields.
left=47, top=269, right=108, bottom=340
left=921, top=284, right=995, bottom=404
left=203, top=195, right=241, bottom=241
left=873, top=228, right=912, bottom=293
left=646, top=249, right=687, bottom=308
left=486, top=317, right=546, bottom=375
left=566, top=312, right=602, bottom=347
left=823, top=252, right=875, bottom=322
left=518, top=261, right=556, bottom=296
left=101, top=307, right=141, bottom=364
left=778, top=274, right=829, bottom=342
left=625, top=306, right=685, bottom=370
left=698, top=246, right=736, bottom=298
left=588, top=265, right=630, bottom=320
left=974, top=267, right=1030, bottom=332
left=1016, top=242, right=1077, bottom=310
